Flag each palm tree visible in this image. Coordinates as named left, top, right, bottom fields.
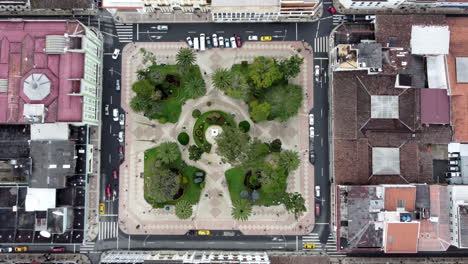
left=176, top=48, right=196, bottom=70
left=231, top=199, right=252, bottom=221
left=130, top=96, right=150, bottom=113
left=155, top=142, right=181, bottom=165
left=211, top=68, right=233, bottom=91
left=279, top=150, right=300, bottom=172
left=184, top=77, right=206, bottom=98
left=175, top=200, right=193, bottom=220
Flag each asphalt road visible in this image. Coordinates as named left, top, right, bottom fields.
left=77, top=6, right=335, bottom=251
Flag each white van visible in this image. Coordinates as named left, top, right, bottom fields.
left=193, top=37, right=200, bottom=51
left=200, top=33, right=206, bottom=51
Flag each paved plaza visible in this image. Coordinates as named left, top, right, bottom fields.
left=119, top=41, right=314, bottom=235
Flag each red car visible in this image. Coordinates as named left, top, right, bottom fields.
left=315, top=203, right=321, bottom=216
left=234, top=35, right=242, bottom=48
left=113, top=170, right=118, bottom=180
left=52, top=247, right=65, bottom=252
left=327, top=6, right=337, bottom=14
left=106, top=184, right=112, bottom=198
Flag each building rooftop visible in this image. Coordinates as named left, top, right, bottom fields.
left=384, top=186, right=416, bottom=212
left=411, top=25, right=450, bottom=55
left=447, top=17, right=468, bottom=142
left=29, top=141, right=76, bottom=189
left=356, top=42, right=382, bottom=69
left=0, top=21, right=85, bottom=124
left=30, top=0, right=94, bottom=9
left=384, top=222, right=419, bottom=253
left=421, top=89, right=450, bottom=124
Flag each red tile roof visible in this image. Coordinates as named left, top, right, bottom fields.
left=384, top=222, right=420, bottom=253
left=421, top=89, right=450, bottom=124
left=384, top=187, right=416, bottom=212
left=0, top=21, right=84, bottom=123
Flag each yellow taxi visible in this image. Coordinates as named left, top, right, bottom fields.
left=99, top=203, right=106, bottom=215
left=14, top=246, right=28, bottom=252
left=303, top=243, right=316, bottom=249
left=260, top=36, right=272, bottom=41
left=198, top=230, right=211, bottom=236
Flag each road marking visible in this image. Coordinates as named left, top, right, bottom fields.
left=188, top=31, right=197, bottom=34
left=136, top=24, right=139, bottom=41
left=315, top=20, right=320, bottom=39
left=321, top=137, right=323, bottom=146
left=102, top=31, right=118, bottom=38
left=108, top=154, right=111, bottom=164
left=295, top=23, right=298, bottom=41
left=110, top=95, right=113, bottom=104
left=109, top=125, right=112, bottom=134
left=245, top=31, right=254, bottom=33
left=314, top=57, right=329, bottom=60
left=321, top=167, right=324, bottom=176
left=315, top=222, right=329, bottom=225
left=216, top=31, right=225, bottom=33
left=321, top=108, right=323, bottom=117
left=176, top=241, right=185, bottom=244
left=235, top=242, right=245, bottom=244
left=274, top=30, right=282, bottom=33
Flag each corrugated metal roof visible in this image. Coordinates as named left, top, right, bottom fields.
left=421, top=88, right=450, bottom=124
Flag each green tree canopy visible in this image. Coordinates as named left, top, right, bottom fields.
left=247, top=138, right=271, bottom=162
left=184, top=76, right=206, bottom=98
left=279, top=150, right=300, bottom=172
left=249, top=100, right=271, bottom=123
left=281, top=192, right=306, bottom=219
left=188, top=145, right=204, bottom=161
left=155, top=142, right=181, bottom=165
left=175, top=200, right=193, bottom=220
left=132, top=79, right=154, bottom=97
left=263, top=84, right=303, bottom=122
left=261, top=168, right=287, bottom=194
left=226, top=72, right=250, bottom=100
left=231, top=199, right=253, bottom=221
left=248, top=56, right=283, bottom=93
left=212, top=68, right=233, bottom=91
left=130, top=95, right=151, bottom=113
left=145, top=167, right=181, bottom=203
left=176, top=48, right=196, bottom=72
left=279, top=55, right=304, bottom=80
left=215, top=126, right=250, bottom=166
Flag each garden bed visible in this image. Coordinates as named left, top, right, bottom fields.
left=192, top=110, right=236, bottom=152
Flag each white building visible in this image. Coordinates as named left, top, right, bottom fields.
left=337, top=0, right=468, bottom=11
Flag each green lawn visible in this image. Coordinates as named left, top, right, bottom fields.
left=144, top=145, right=205, bottom=207
left=145, top=64, right=205, bottom=123
left=192, top=110, right=236, bottom=152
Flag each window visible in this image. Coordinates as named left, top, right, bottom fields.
left=397, top=200, right=405, bottom=208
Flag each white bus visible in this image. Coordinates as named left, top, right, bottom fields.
left=200, top=33, right=206, bottom=51
left=193, top=37, right=200, bottom=51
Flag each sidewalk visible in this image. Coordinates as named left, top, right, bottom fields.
left=0, top=253, right=91, bottom=264
left=333, top=0, right=468, bottom=14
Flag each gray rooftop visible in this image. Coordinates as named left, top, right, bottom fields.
left=212, top=0, right=279, bottom=6
left=30, top=0, right=94, bottom=9
left=0, top=158, right=31, bottom=184
left=372, top=147, right=400, bottom=175
left=456, top=57, right=468, bottom=83
left=29, top=141, right=75, bottom=189
left=356, top=42, right=382, bottom=69
left=371, top=96, right=399, bottom=119
left=415, top=184, right=430, bottom=209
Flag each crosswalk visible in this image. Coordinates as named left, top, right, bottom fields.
left=302, top=233, right=337, bottom=252
left=115, top=23, right=133, bottom=43
left=99, top=220, right=118, bottom=240
left=79, top=241, right=95, bottom=253
left=314, top=36, right=329, bottom=53
left=332, top=15, right=345, bottom=25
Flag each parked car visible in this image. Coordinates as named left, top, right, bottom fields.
left=309, top=126, right=314, bottom=137
left=248, top=35, right=258, bottom=41
left=112, top=49, right=120, bottom=60
left=118, top=131, right=124, bottom=143
left=446, top=172, right=461, bottom=178
left=449, top=166, right=460, bottom=172
left=52, top=247, right=65, bottom=252
left=119, top=146, right=124, bottom=161
left=218, top=36, right=224, bottom=48
left=327, top=6, right=337, bottom=14
left=193, top=37, right=200, bottom=51
left=0, top=247, right=12, bottom=253
left=315, top=203, right=321, bottom=216
left=113, top=108, right=119, bottom=122
left=315, top=65, right=320, bottom=81
left=113, top=170, right=118, bottom=180
left=198, top=230, right=211, bottom=236
left=365, top=15, right=376, bottom=21
left=303, top=243, right=316, bottom=249
left=116, top=79, right=120, bottom=91
left=106, top=184, right=112, bottom=198
left=450, top=160, right=459, bottom=166
left=200, top=33, right=206, bottom=51
left=315, top=186, right=321, bottom=197
left=119, top=113, right=125, bottom=126
left=309, top=113, right=314, bottom=125
left=212, top=33, right=218, bottom=47
left=104, top=104, right=109, bottom=116
left=310, top=151, right=315, bottom=164
left=260, top=36, right=272, bottom=41
left=224, top=38, right=230, bottom=48
left=186, top=36, right=193, bottom=48
left=449, top=152, right=460, bottom=159
left=156, top=25, right=168, bottom=30
left=235, top=34, right=242, bottom=47
left=230, top=36, right=237, bottom=48
left=14, top=246, right=28, bottom=252
left=99, top=203, right=105, bottom=215
left=206, top=36, right=213, bottom=49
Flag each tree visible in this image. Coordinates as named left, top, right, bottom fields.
left=281, top=192, right=306, bottom=219
left=279, top=150, right=300, bottom=172
left=279, top=55, right=304, bottom=79
left=177, top=132, right=190, bottom=145
left=176, top=48, right=196, bottom=72
left=132, top=79, right=154, bottom=98
left=212, top=68, right=233, bottom=91
left=155, top=142, right=181, bottom=165
left=269, top=139, right=282, bottom=152
left=184, top=76, right=206, bottom=98
left=247, top=138, right=270, bottom=162
left=231, top=199, right=252, bottom=221
left=130, top=95, right=151, bottom=113
left=249, top=100, right=271, bottom=123
left=145, top=167, right=181, bottom=203
left=248, top=56, right=283, bottom=93
left=148, top=68, right=166, bottom=84
left=261, top=168, right=286, bottom=194
left=175, top=200, right=193, bottom=220
left=188, top=145, right=204, bottom=161
left=264, top=84, right=303, bottom=122
left=226, top=72, right=250, bottom=100
left=215, top=126, right=250, bottom=166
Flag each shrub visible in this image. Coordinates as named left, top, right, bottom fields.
left=189, top=145, right=204, bottom=161
left=159, top=117, right=167, bottom=124
left=207, top=101, right=212, bottom=106
left=192, top=109, right=201, bottom=118
left=200, top=182, right=206, bottom=189
left=239, top=121, right=250, bottom=133
left=182, top=176, right=189, bottom=184
left=177, top=132, right=190, bottom=145
left=195, top=129, right=203, bottom=137
left=270, top=139, right=282, bottom=152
